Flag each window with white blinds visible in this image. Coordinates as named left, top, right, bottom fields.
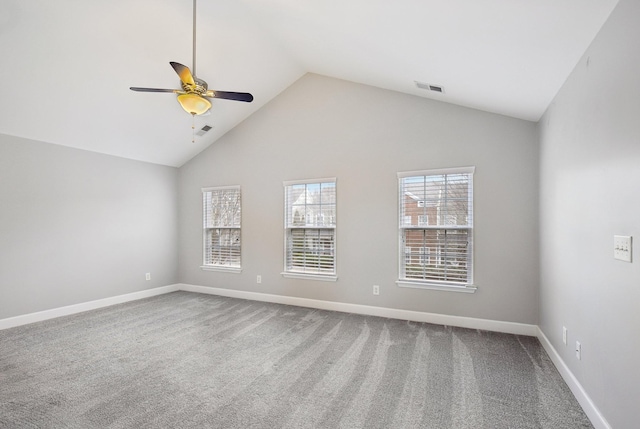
left=398, top=167, right=475, bottom=290
left=202, top=186, right=241, bottom=272
left=283, top=179, right=337, bottom=280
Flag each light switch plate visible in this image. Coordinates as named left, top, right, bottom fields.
left=614, top=235, right=632, bottom=262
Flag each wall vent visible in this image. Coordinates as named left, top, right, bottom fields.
left=415, top=81, right=445, bottom=93
left=196, top=125, right=213, bottom=137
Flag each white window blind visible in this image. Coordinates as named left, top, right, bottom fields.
left=398, top=167, right=474, bottom=287
left=284, top=179, right=336, bottom=277
left=202, top=186, right=241, bottom=270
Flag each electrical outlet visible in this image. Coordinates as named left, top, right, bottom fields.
left=576, top=341, right=581, bottom=360
left=257, top=275, right=262, bottom=284
left=373, top=285, right=379, bottom=295
left=562, top=327, right=567, bottom=345
left=145, top=273, right=151, bottom=281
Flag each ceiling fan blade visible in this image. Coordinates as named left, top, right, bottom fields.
left=170, top=62, right=195, bottom=86
left=205, top=90, right=254, bottom=103
left=130, top=87, right=182, bottom=93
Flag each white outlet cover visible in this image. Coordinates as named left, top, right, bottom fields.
left=614, top=235, right=632, bottom=262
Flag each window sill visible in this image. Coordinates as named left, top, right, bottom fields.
left=201, top=265, right=242, bottom=274
left=281, top=272, right=338, bottom=282
left=396, top=280, right=477, bottom=293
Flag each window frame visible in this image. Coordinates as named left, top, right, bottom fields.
left=282, top=178, right=338, bottom=282
left=201, top=185, right=242, bottom=273
left=396, top=167, right=476, bottom=293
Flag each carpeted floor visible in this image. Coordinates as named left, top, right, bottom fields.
left=0, top=291, right=592, bottom=428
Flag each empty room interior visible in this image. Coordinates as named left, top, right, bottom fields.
left=1, top=0, right=638, bottom=428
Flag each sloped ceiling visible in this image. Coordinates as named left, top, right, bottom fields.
left=0, top=0, right=618, bottom=167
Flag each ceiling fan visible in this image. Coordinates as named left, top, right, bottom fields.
left=130, top=0, right=253, bottom=116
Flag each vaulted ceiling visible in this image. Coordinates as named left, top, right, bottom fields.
left=0, top=0, right=618, bottom=167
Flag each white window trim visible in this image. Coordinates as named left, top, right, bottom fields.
left=397, top=166, right=476, bottom=293
left=281, top=272, right=338, bottom=282
left=202, top=185, right=242, bottom=271
left=396, top=280, right=477, bottom=293
left=201, top=265, right=242, bottom=274
left=282, top=177, right=336, bottom=186
left=282, top=178, right=337, bottom=281
left=397, top=166, right=475, bottom=178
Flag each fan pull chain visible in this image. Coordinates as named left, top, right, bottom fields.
left=192, top=113, right=196, bottom=143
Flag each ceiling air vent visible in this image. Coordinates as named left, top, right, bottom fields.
left=195, top=125, right=213, bottom=137
left=415, top=81, right=444, bottom=93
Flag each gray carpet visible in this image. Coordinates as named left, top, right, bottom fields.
left=0, top=291, right=592, bottom=428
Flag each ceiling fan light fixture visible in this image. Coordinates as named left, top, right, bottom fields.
left=177, top=93, right=212, bottom=115
left=129, top=0, right=252, bottom=122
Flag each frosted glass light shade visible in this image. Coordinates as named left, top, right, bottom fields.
left=177, top=93, right=211, bottom=115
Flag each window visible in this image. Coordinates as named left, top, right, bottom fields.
left=202, top=186, right=241, bottom=272
left=283, top=179, right=337, bottom=281
left=398, top=167, right=475, bottom=292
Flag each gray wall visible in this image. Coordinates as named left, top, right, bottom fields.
left=0, top=134, right=179, bottom=319
left=178, top=73, right=539, bottom=324
left=538, top=0, right=640, bottom=427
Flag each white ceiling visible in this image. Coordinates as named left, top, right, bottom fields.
left=0, top=0, right=618, bottom=167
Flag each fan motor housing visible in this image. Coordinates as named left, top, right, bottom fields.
left=182, top=77, right=208, bottom=95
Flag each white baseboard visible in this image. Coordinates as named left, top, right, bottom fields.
left=177, top=283, right=538, bottom=336
left=537, top=328, right=611, bottom=429
left=0, top=284, right=179, bottom=330
left=0, top=282, right=607, bottom=429
left=1, top=282, right=536, bottom=336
